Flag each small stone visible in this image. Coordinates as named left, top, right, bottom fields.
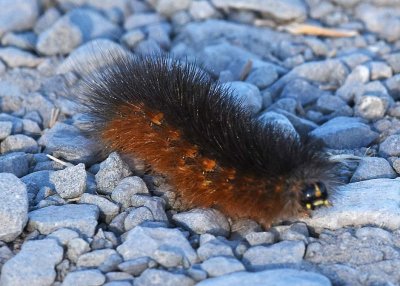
left=0, top=173, right=28, bottom=242
left=143, top=197, right=168, bottom=222
left=77, top=249, right=119, bottom=267
left=34, top=7, right=61, bottom=34
left=103, top=282, right=132, bottom=286
left=310, top=117, right=378, bottom=149
left=245, top=231, right=275, bottom=246
left=0, top=239, right=63, bottom=286
left=243, top=241, right=305, bottom=270
left=111, top=176, right=149, bottom=209
left=0, top=0, right=39, bottom=36
left=99, top=253, right=123, bottom=272
left=384, top=52, right=400, bottom=74
left=201, top=256, right=245, bottom=277
left=221, top=81, right=262, bottom=113
left=22, top=119, right=41, bottom=137
left=280, top=79, right=321, bottom=106
left=120, top=29, right=145, bottom=49
left=173, top=208, right=230, bottom=237
left=117, top=226, right=197, bottom=266
left=245, top=64, right=278, bottom=89
left=379, top=135, right=400, bottom=157
left=28, top=204, right=99, bottom=236
left=96, top=152, right=132, bottom=195
left=23, top=93, right=54, bottom=128
left=197, top=239, right=234, bottom=261
left=105, top=272, right=133, bottom=282
left=135, top=269, right=194, bottom=286
left=351, top=157, right=397, bottom=182
left=118, top=257, right=155, bottom=276
left=393, top=158, right=400, bottom=174
left=0, top=121, right=12, bottom=140
left=259, top=111, right=299, bottom=139
left=196, top=269, right=331, bottom=286
left=124, top=207, right=154, bottom=231
left=62, top=269, right=106, bottom=286
left=304, top=179, right=400, bottom=230
left=316, top=94, right=347, bottom=114
left=21, top=170, right=54, bottom=195
left=0, top=47, right=42, bottom=68
left=150, top=0, right=191, bottom=17
left=50, top=163, right=87, bottom=199
left=369, top=61, right=393, bottom=80
left=355, top=95, right=389, bottom=120
left=1, top=134, right=38, bottom=154
left=109, top=211, right=128, bottom=234
left=48, top=228, right=79, bottom=246
left=145, top=23, right=171, bottom=49
left=124, top=13, right=165, bottom=30
left=0, top=152, right=29, bottom=177
left=355, top=227, right=393, bottom=243
left=134, top=39, right=162, bottom=55
left=189, top=1, right=216, bottom=20
left=153, top=245, right=184, bottom=268
left=79, top=193, right=120, bottom=223
left=67, top=237, right=90, bottom=262
left=38, top=122, right=101, bottom=165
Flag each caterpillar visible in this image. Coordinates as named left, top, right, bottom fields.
left=78, top=53, right=339, bottom=228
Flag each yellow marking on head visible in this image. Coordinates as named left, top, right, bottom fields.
left=306, top=203, right=312, bottom=210
left=314, top=183, right=322, bottom=198
left=151, top=112, right=164, bottom=125
left=313, top=200, right=325, bottom=206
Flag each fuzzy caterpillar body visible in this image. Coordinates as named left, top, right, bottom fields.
left=79, top=54, right=338, bottom=227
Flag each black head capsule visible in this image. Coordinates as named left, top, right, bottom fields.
left=301, top=182, right=331, bottom=210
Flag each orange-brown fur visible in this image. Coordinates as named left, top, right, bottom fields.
left=102, top=104, right=303, bottom=227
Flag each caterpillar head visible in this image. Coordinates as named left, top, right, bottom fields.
left=300, top=182, right=331, bottom=210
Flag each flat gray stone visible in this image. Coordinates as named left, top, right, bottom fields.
left=310, top=117, right=378, bottom=149
left=379, top=134, right=400, bottom=157
left=0, top=121, right=12, bottom=140
left=62, top=269, right=105, bottom=286
left=47, top=227, right=79, bottom=246
left=79, top=193, right=120, bottom=223
left=38, top=122, right=101, bottom=165
left=197, top=238, right=234, bottom=261
left=150, top=0, right=191, bottom=17
left=124, top=207, right=154, bottom=231
left=0, top=173, right=28, bottom=242
left=117, top=226, right=198, bottom=266
left=189, top=1, right=216, bottom=20
left=259, top=111, right=299, bottom=139
left=50, top=163, right=87, bottom=199
left=201, top=256, right=245, bottom=277
left=0, top=239, right=63, bottom=286
left=221, top=81, right=262, bottom=113
left=135, top=269, right=194, bottom=286
left=21, top=170, right=54, bottom=195
left=118, top=257, right=156, bottom=276
left=1, top=134, right=38, bottom=154
left=124, top=13, right=165, bottom=30
left=66, top=237, right=90, bottom=262
left=173, top=208, right=230, bottom=237
left=153, top=245, right=184, bottom=268
left=28, top=204, right=99, bottom=236
left=0, top=152, right=29, bottom=177
left=76, top=249, right=119, bottom=268
left=245, top=63, right=278, bottom=89
left=196, top=269, right=331, bottom=286
left=0, top=0, right=39, bottom=36
left=23, top=93, right=55, bottom=129
left=304, top=179, right=400, bottom=230
left=351, top=157, right=397, bottom=182
left=242, top=241, right=305, bottom=270
left=111, top=176, right=149, bottom=209
left=0, top=47, right=43, bottom=68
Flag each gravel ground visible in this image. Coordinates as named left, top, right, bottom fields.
left=0, top=0, right=400, bottom=285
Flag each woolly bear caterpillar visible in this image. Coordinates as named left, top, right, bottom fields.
left=78, top=53, right=338, bottom=227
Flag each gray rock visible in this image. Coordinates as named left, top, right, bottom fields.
left=66, top=237, right=90, bottom=262
left=245, top=231, right=276, bottom=246
left=99, top=253, right=124, bottom=272
left=57, top=39, right=129, bottom=75
left=369, top=61, right=393, bottom=80
left=201, top=256, right=245, bottom=277
left=50, top=163, right=87, bottom=199
left=37, top=8, right=122, bottom=56
left=243, top=241, right=305, bottom=270
left=316, top=94, right=348, bottom=114
left=173, top=208, right=230, bottom=237
left=153, top=245, right=184, bottom=267
left=143, top=197, right=168, bottom=223
left=0, top=114, right=23, bottom=133
left=48, top=228, right=79, bottom=246
left=0, top=239, right=63, bottom=286
left=0, top=0, right=39, bottom=36
left=77, top=249, right=119, bottom=267
left=124, top=207, right=154, bottom=231
left=21, top=170, right=54, bottom=195
left=354, top=95, right=389, bottom=120
left=23, top=93, right=55, bottom=128
left=245, top=64, right=278, bottom=89
left=134, top=38, right=162, bottom=55
left=1, top=31, right=36, bottom=51
left=355, top=227, right=393, bottom=243
left=211, top=0, right=307, bottom=22
left=281, top=79, right=323, bottom=106
left=196, top=269, right=331, bottom=286
left=303, top=178, right=400, bottom=230
left=189, top=1, right=216, bottom=20
left=38, top=122, right=101, bottom=165
left=351, top=157, right=397, bottom=182
left=121, top=29, right=145, bottom=48
left=22, top=119, right=41, bottom=137
left=96, top=152, right=132, bottom=194
left=145, top=23, right=171, bottom=49
left=0, top=121, right=12, bottom=140
left=104, top=272, right=133, bottom=282
left=124, top=13, right=165, bottom=30
left=0, top=173, right=28, bottom=242
left=117, top=226, right=198, bottom=265
left=386, top=74, right=400, bottom=101
left=34, top=7, right=61, bottom=34
left=393, top=158, right=400, bottom=174
left=259, top=111, right=299, bottom=139
left=269, top=98, right=297, bottom=113
left=28, top=204, right=99, bottom=236
left=273, top=109, right=318, bottom=137
left=118, top=257, right=156, bottom=276
left=103, top=281, right=132, bottom=286
left=62, top=269, right=106, bottom=286
left=379, top=134, right=400, bottom=157
left=197, top=238, right=234, bottom=261
left=355, top=4, right=400, bottom=42
left=1, top=134, right=38, bottom=154
left=111, top=176, right=149, bottom=209
left=310, top=117, right=378, bottom=149
left=0, top=152, right=29, bottom=177
left=135, top=269, right=194, bottom=286
left=150, top=0, right=191, bottom=17
left=0, top=47, right=42, bottom=68
left=384, top=52, right=400, bottom=74
left=79, top=193, right=120, bottom=223
left=187, top=267, right=208, bottom=282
